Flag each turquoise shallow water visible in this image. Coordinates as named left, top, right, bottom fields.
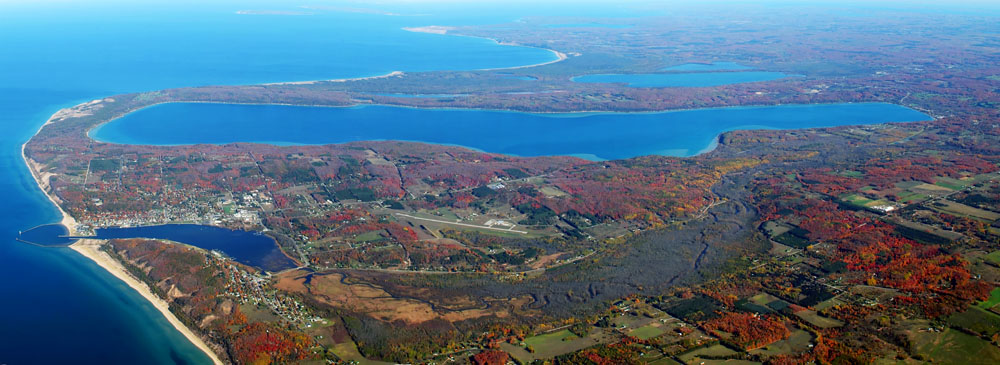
left=94, top=102, right=931, bottom=160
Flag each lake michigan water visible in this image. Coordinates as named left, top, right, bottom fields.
left=0, top=1, right=947, bottom=363
left=0, top=1, right=567, bottom=363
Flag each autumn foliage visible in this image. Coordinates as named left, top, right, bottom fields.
left=230, top=322, right=314, bottom=364
left=702, top=312, right=789, bottom=350
left=471, top=350, right=509, bottom=365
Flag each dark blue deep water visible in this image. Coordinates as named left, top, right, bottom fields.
left=94, top=102, right=931, bottom=160
left=91, top=225, right=297, bottom=272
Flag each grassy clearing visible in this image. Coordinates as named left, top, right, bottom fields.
left=630, top=323, right=668, bottom=340
left=985, top=253, right=1000, bottom=267
left=912, top=183, right=953, bottom=193
left=354, top=230, right=385, bottom=242
left=432, top=207, right=461, bottom=221
left=933, top=200, right=1000, bottom=221
left=751, top=329, right=813, bottom=356
left=795, top=310, right=844, bottom=328
left=539, top=186, right=568, bottom=197
left=502, top=329, right=604, bottom=362
left=648, top=357, right=683, bottom=365
left=330, top=341, right=377, bottom=363
left=911, top=328, right=1000, bottom=364
left=524, top=329, right=577, bottom=348
left=677, top=344, right=739, bottom=363
left=814, top=297, right=846, bottom=312
left=762, top=221, right=792, bottom=237
left=948, top=306, right=1000, bottom=336
left=980, top=287, right=1000, bottom=311
left=933, top=177, right=967, bottom=191
left=896, top=191, right=928, bottom=203
left=841, top=194, right=874, bottom=206
left=895, top=180, right=923, bottom=189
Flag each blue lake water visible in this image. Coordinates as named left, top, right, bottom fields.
left=572, top=71, right=790, bottom=87
left=93, top=103, right=930, bottom=160
left=90, top=225, right=297, bottom=272
left=662, top=62, right=753, bottom=71
left=0, top=1, right=590, bottom=363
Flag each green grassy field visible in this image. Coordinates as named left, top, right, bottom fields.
left=330, top=341, right=384, bottom=364
left=630, top=323, right=668, bottom=340
left=503, top=328, right=604, bottom=362
left=896, top=191, right=928, bottom=203
left=932, top=200, right=1000, bottom=222
left=979, top=287, right=1000, bottom=310
left=354, top=230, right=385, bottom=242
left=949, top=306, right=1000, bottom=336
left=648, top=357, right=683, bottom=365
left=751, top=329, right=813, bottom=357
left=841, top=194, right=874, bottom=206
left=433, top=207, right=461, bottom=221
left=795, top=310, right=844, bottom=328
left=814, top=297, right=845, bottom=312
left=933, top=176, right=968, bottom=191
left=677, top=344, right=738, bottom=363
left=523, top=329, right=577, bottom=348
left=911, top=328, right=1000, bottom=364
left=985, top=253, right=1000, bottom=267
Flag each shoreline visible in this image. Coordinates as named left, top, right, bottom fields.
left=22, top=107, right=224, bottom=365
left=261, top=70, right=404, bottom=86
left=402, top=26, right=568, bottom=71
left=69, top=240, right=224, bottom=365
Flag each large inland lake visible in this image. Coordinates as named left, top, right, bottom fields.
left=92, top=102, right=931, bottom=160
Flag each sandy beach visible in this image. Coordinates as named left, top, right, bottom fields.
left=22, top=106, right=224, bottom=365
left=402, top=25, right=454, bottom=35
left=402, top=26, right=568, bottom=71
left=70, top=240, right=224, bottom=365
left=263, top=70, right=404, bottom=86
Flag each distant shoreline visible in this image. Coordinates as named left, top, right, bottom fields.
left=261, top=70, right=404, bottom=86
left=402, top=25, right=568, bottom=71
left=22, top=106, right=224, bottom=365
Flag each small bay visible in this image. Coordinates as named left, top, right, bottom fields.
left=90, top=225, right=297, bottom=272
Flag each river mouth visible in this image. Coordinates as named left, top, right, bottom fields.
left=90, top=102, right=932, bottom=161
